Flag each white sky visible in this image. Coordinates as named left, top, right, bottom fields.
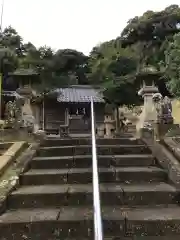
left=1, top=0, right=180, bottom=55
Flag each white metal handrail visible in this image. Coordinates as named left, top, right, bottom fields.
left=90, top=97, right=103, bottom=240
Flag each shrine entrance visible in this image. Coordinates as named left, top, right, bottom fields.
left=68, top=104, right=91, bottom=134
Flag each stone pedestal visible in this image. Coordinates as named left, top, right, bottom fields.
left=96, top=124, right=105, bottom=138
left=33, top=130, right=46, bottom=142
left=104, top=115, right=115, bottom=138
left=59, top=125, right=69, bottom=138
left=153, top=122, right=179, bottom=141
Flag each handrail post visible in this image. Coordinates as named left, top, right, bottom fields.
left=91, top=97, right=103, bottom=240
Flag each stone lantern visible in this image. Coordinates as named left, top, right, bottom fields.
left=12, top=68, right=41, bottom=133
left=136, top=65, right=161, bottom=138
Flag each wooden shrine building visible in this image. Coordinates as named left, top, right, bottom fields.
left=36, top=85, right=105, bottom=134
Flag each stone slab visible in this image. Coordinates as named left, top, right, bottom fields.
left=111, top=154, right=154, bottom=167
left=0, top=209, right=60, bottom=223
left=125, top=206, right=180, bottom=236
left=58, top=206, right=125, bottom=236
left=113, top=166, right=166, bottom=183
left=121, top=183, right=178, bottom=205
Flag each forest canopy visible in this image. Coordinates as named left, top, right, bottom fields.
left=1, top=4, right=180, bottom=105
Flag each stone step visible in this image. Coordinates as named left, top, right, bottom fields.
left=42, top=138, right=144, bottom=147
left=37, top=145, right=151, bottom=157
left=44, top=238, right=180, bottom=240
left=37, top=238, right=180, bottom=240
left=1, top=206, right=180, bottom=239
left=20, top=167, right=167, bottom=185
left=55, top=238, right=180, bottom=240
left=31, top=154, right=155, bottom=169
left=116, top=133, right=135, bottom=138
left=8, top=183, right=179, bottom=209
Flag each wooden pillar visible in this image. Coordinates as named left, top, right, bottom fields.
left=65, top=108, right=69, bottom=125
left=42, top=100, right=45, bottom=130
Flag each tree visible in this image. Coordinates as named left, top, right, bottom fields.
left=0, top=26, right=91, bottom=93
left=0, top=46, right=18, bottom=91
left=51, top=49, right=89, bottom=85
left=88, top=40, right=140, bottom=106
left=0, top=26, right=24, bottom=57
left=121, top=5, right=180, bottom=69
left=2, top=4, right=180, bottom=102
left=0, top=47, right=18, bottom=73
left=165, top=32, right=180, bottom=98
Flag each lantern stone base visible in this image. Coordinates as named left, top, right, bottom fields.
left=136, top=123, right=180, bottom=141
left=136, top=125, right=154, bottom=139
left=104, top=121, right=115, bottom=138
left=33, top=130, right=46, bottom=142
left=96, top=124, right=105, bottom=138
left=0, top=128, right=35, bottom=142
left=154, top=123, right=180, bottom=140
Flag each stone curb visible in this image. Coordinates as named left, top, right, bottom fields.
left=142, top=137, right=180, bottom=189
left=0, top=141, right=28, bottom=177
left=162, top=137, right=180, bottom=163
left=0, top=142, right=40, bottom=215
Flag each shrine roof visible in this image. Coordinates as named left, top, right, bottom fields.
left=2, top=91, right=24, bottom=98
left=56, top=85, right=104, bottom=103
left=10, top=68, right=39, bottom=76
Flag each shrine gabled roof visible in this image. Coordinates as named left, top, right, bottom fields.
left=2, top=91, right=24, bottom=98
left=56, top=85, right=104, bottom=103
left=10, top=68, right=39, bottom=76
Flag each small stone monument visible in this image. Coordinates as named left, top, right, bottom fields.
left=5, top=101, right=15, bottom=119
left=22, top=114, right=35, bottom=132
left=4, top=101, right=18, bottom=128
left=162, top=96, right=173, bottom=124
left=104, top=104, right=115, bottom=138
left=119, top=111, right=126, bottom=132
left=152, top=94, right=175, bottom=140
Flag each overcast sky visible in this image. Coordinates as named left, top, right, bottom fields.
left=1, top=0, right=180, bottom=55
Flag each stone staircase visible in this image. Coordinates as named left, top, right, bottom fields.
left=0, top=138, right=180, bottom=239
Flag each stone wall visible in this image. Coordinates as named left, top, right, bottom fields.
left=0, top=129, right=35, bottom=142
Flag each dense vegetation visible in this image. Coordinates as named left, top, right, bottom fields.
left=1, top=4, right=180, bottom=105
